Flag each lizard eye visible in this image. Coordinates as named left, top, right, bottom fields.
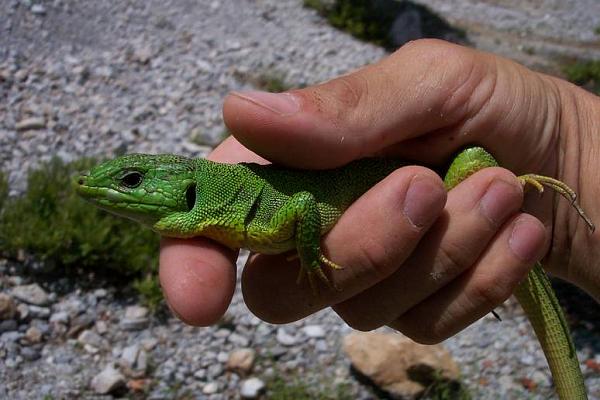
left=120, top=171, right=144, bottom=188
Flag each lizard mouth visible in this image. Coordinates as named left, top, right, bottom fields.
left=73, top=174, right=141, bottom=206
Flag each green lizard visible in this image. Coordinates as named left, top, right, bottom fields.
left=75, top=146, right=593, bottom=399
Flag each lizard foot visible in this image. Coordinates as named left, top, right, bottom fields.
left=295, top=254, right=343, bottom=294
left=518, top=173, right=595, bottom=232
left=296, top=265, right=339, bottom=295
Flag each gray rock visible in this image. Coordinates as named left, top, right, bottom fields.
left=0, top=319, right=18, bottom=333
left=121, top=305, right=150, bottom=331
left=90, top=365, right=125, bottom=394
left=1, top=331, right=23, bottom=343
left=95, top=320, right=108, bottom=335
left=194, top=369, right=207, bottom=380
left=240, top=377, right=265, bottom=399
left=28, top=305, right=51, bottom=319
left=217, top=351, right=229, bottom=363
left=228, top=332, right=250, bottom=347
left=49, top=311, right=70, bottom=325
left=302, top=325, right=325, bottom=338
left=141, top=337, right=159, bottom=350
left=120, top=343, right=140, bottom=368
left=30, top=4, right=46, bottom=15
left=12, top=284, right=50, bottom=306
left=78, top=329, right=109, bottom=352
left=67, top=314, right=94, bottom=337
left=315, top=340, right=328, bottom=353
left=276, top=327, right=297, bottom=346
left=207, top=363, right=224, bottom=378
left=20, top=346, right=41, bottom=361
left=136, top=348, right=149, bottom=372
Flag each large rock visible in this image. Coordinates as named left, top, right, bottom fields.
left=343, top=332, right=459, bottom=399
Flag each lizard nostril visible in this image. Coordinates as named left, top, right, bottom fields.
left=78, top=177, right=85, bottom=185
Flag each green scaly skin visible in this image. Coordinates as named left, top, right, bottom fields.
left=75, top=146, right=591, bottom=399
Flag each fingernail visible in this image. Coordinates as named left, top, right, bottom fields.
left=230, top=91, right=300, bottom=116
left=480, top=179, right=520, bottom=226
left=403, top=175, right=445, bottom=228
left=509, top=216, right=545, bottom=262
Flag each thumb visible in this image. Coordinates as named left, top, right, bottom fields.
left=223, top=39, right=494, bottom=168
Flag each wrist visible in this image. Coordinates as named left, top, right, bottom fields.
left=548, top=77, right=600, bottom=300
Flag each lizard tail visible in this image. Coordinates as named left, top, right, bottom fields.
left=514, top=263, right=588, bottom=399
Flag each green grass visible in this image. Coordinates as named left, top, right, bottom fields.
left=421, top=371, right=471, bottom=400
left=563, top=59, right=600, bottom=95
left=304, top=0, right=399, bottom=49
left=267, top=376, right=353, bottom=400
left=133, top=273, right=164, bottom=311
left=253, top=72, right=292, bottom=93
left=0, top=158, right=160, bottom=306
left=304, top=0, right=466, bottom=51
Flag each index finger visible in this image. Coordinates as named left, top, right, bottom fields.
left=158, top=137, right=265, bottom=326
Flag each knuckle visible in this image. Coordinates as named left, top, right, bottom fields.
left=434, top=241, right=473, bottom=280
left=311, top=72, right=368, bottom=121
left=394, top=39, right=487, bottom=121
left=469, top=274, right=513, bottom=309
left=355, top=238, right=399, bottom=281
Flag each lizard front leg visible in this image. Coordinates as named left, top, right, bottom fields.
left=264, top=191, right=342, bottom=293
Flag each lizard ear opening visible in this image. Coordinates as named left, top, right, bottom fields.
left=186, top=184, right=196, bottom=211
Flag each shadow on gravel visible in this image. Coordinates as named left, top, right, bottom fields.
left=552, top=279, right=600, bottom=353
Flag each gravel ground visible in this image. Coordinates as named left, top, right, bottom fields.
left=1, top=0, right=599, bottom=399
left=412, top=0, right=600, bottom=70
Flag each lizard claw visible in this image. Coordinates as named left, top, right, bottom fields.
left=319, top=254, right=344, bottom=270
left=518, top=173, right=595, bottom=233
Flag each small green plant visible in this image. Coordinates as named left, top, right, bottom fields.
left=254, top=72, right=292, bottom=93
left=267, top=375, right=353, bottom=400
left=133, top=273, right=164, bottom=311
left=304, top=0, right=466, bottom=51
left=189, top=126, right=231, bottom=147
left=563, top=59, right=600, bottom=95
left=595, top=25, right=600, bottom=35
left=0, top=157, right=159, bottom=284
left=305, top=0, right=398, bottom=49
left=421, top=371, right=471, bottom=400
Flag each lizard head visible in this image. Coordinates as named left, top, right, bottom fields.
left=74, top=154, right=197, bottom=227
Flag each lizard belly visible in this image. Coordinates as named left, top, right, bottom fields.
left=199, top=225, right=296, bottom=254
left=243, top=230, right=296, bottom=254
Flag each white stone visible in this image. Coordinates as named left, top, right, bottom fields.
left=202, top=382, right=219, bottom=394
left=240, top=377, right=265, bottom=398
left=276, top=327, right=297, bottom=346
left=302, top=325, right=325, bottom=338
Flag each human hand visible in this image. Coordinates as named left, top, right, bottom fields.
left=159, top=39, right=600, bottom=342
